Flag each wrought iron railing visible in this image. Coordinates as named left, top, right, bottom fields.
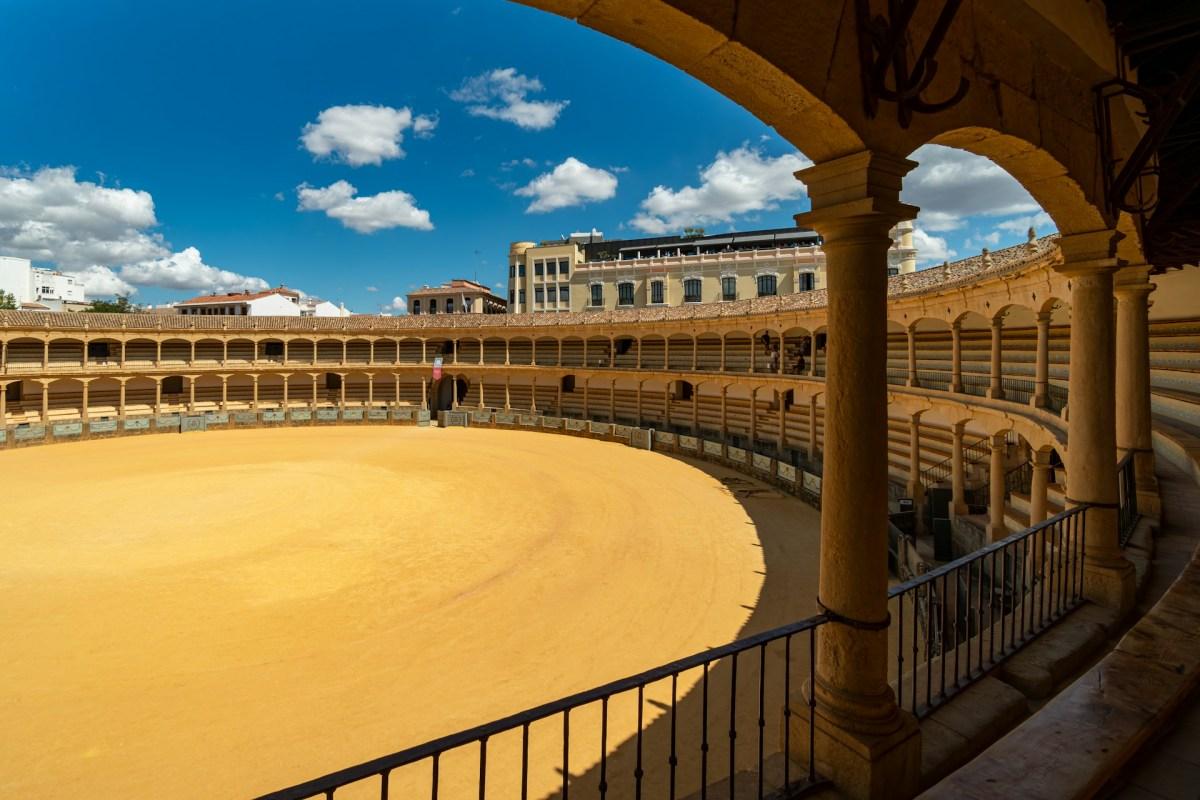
left=959, top=373, right=989, bottom=397
left=1046, top=384, right=1068, bottom=413
left=255, top=615, right=830, bottom=800
left=1117, top=452, right=1141, bottom=547
left=919, top=433, right=989, bottom=487
left=1005, top=460, right=1033, bottom=497
left=886, top=368, right=908, bottom=386
left=1001, top=376, right=1035, bottom=404
left=916, top=370, right=951, bottom=391
left=888, top=505, right=1088, bottom=718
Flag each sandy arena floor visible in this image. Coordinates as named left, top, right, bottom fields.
left=0, top=426, right=821, bottom=799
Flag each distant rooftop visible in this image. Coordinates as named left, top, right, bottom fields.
left=177, top=285, right=300, bottom=306
left=579, top=226, right=822, bottom=261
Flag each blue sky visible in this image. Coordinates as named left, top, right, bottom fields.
left=0, top=0, right=1052, bottom=311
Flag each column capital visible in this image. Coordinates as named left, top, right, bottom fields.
left=1114, top=263, right=1155, bottom=296
left=1032, top=446, right=1054, bottom=467
left=1053, top=229, right=1123, bottom=276
left=794, top=150, right=919, bottom=234
left=1035, top=309, right=1053, bottom=324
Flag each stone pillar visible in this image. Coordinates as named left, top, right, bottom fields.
left=0, top=381, right=6, bottom=426
left=1058, top=231, right=1134, bottom=612
left=505, top=376, right=512, bottom=411
left=189, top=376, right=196, bottom=411
left=635, top=381, right=643, bottom=426
left=421, top=339, right=427, bottom=364
left=420, top=377, right=428, bottom=411
left=692, top=385, right=700, bottom=434
left=950, top=321, right=963, bottom=393
left=906, top=414, right=925, bottom=533
left=609, top=379, right=615, bottom=422
left=557, top=338, right=562, bottom=366
left=530, top=379, right=538, bottom=414
left=720, top=384, right=729, bottom=439
left=906, top=328, right=919, bottom=387
left=478, top=339, right=485, bottom=366
left=311, top=375, right=318, bottom=408
left=154, top=378, right=162, bottom=415
left=282, top=340, right=288, bottom=366
left=191, top=340, right=197, bottom=366
left=341, top=340, right=347, bottom=366
left=367, top=374, right=374, bottom=406
left=987, top=431, right=1007, bottom=541
left=155, top=340, right=162, bottom=368
left=581, top=339, right=586, bottom=368
left=339, top=376, right=346, bottom=409
left=81, top=379, right=90, bottom=422
left=788, top=151, right=920, bottom=799
left=452, top=339, right=458, bottom=365
left=251, top=376, right=259, bottom=410
left=777, top=389, right=788, bottom=455
left=808, top=395, right=820, bottom=462
left=42, top=340, right=48, bottom=370
left=121, top=340, right=128, bottom=368
left=479, top=378, right=486, bottom=409
left=987, top=315, right=1004, bottom=399
left=281, top=377, right=288, bottom=410
left=451, top=376, right=458, bottom=410
left=693, top=337, right=700, bottom=371
left=1114, top=265, right=1160, bottom=516
left=119, top=379, right=127, bottom=417
left=719, top=337, right=726, bottom=372
left=749, top=387, right=758, bottom=445
left=1030, top=447, right=1052, bottom=526
left=40, top=380, right=48, bottom=422
left=950, top=421, right=968, bottom=517
left=1032, top=311, right=1052, bottom=408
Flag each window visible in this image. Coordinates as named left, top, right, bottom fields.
left=683, top=278, right=702, bottom=303
left=518, top=264, right=526, bottom=277
left=508, top=290, right=515, bottom=304
left=650, top=280, right=664, bottom=304
left=590, top=283, right=603, bottom=307
left=445, top=299, right=455, bottom=314
left=546, top=260, right=556, bottom=276
left=535, top=287, right=544, bottom=304
left=519, top=290, right=527, bottom=305
left=547, top=286, right=557, bottom=303
left=412, top=299, right=421, bottom=315
left=798, top=272, right=815, bottom=291
left=618, top=282, right=634, bottom=306
left=721, top=276, right=737, bottom=301
left=534, top=260, right=544, bottom=277
left=887, top=267, right=899, bottom=277
left=560, top=285, right=570, bottom=303
left=429, top=299, right=438, bottom=313
left=509, top=265, right=515, bottom=278
left=558, top=258, right=570, bottom=277
left=756, top=274, right=777, bottom=297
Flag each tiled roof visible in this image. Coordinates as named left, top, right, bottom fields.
left=177, top=287, right=300, bottom=305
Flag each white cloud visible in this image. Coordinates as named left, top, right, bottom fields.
left=297, top=180, right=434, bottom=233
left=630, top=146, right=810, bottom=234
left=912, top=228, right=956, bottom=265
left=0, top=165, right=166, bottom=269
left=387, top=296, right=407, bottom=313
left=301, top=104, right=436, bottom=167
left=905, top=145, right=1043, bottom=232
left=501, top=157, right=538, bottom=171
left=119, top=247, right=269, bottom=293
left=78, top=265, right=137, bottom=297
left=450, top=68, right=568, bottom=130
left=365, top=285, right=378, bottom=292
left=995, top=211, right=1054, bottom=235
left=460, top=168, right=476, bottom=178
left=514, top=157, right=618, bottom=214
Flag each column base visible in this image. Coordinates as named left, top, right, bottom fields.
left=1083, top=556, right=1136, bottom=615
left=787, top=699, right=921, bottom=800
left=987, top=387, right=1005, bottom=400
left=1031, top=393, right=1048, bottom=409
left=950, top=382, right=963, bottom=394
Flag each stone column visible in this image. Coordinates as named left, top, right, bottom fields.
left=251, top=376, right=259, bottom=410
left=987, top=431, right=1007, bottom=541
left=421, top=339, right=427, bottom=364
left=1058, top=231, right=1134, bottom=612
left=367, top=374, right=374, bottom=406
left=635, top=381, right=643, bottom=426
left=636, top=337, right=642, bottom=369
left=311, top=375, right=318, bottom=408
left=188, top=376, right=196, bottom=411
left=777, top=389, right=788, bottom=455
left=906, top=328, right=919, bottom=387
left=81, top=379, right=90, bottom=422
left=789, top=151, right=920, bottom=799
left=119, top=378, right=127, bottom=417
left=692, top=385, right=700, bottom=434
left=155, top=340, right=162, bottom=368
left=40, top=380, right=49, bottom=421
left=452, top=339, right=458, bottom=365
left=987, top=315, right=1004, bottom=399
left=580, top=339, right=586, bottom=368
left=0, top=381, right=6, bottom=426
left=950, top=321, right=963, bottom=393
left=609, top=379, right=615, bottom=422
left=42, top=340, right=48, bottom=370
left=749, top=386, right=758, bottom=445
left=191, top=340, right=197, bottom=366
left=341, top=340, right=347, bottom=366
left=451, top=376, right=458, bottom=410
left=505, top=376, right=512, bottom=411
left=808, top=394, right=820, bottom=462
left=720, top=337, right=726, bottom=372
left=693, top=337, right=699, bottom=371
left=339, top=376, right=346, bottom=408
left=281, top=377, right=288, bottom=410
left=907, top=413, right=925, bottom=532
left=479, top=378, right=486, bottom=409
left=478, top=339, right=485, bottom=366
left=950, top=421, right=968, bottom=517
left=121, top=340, right=128, bottom=368
left=1032, top=311, right=1052, bottom=408
left=420, top=377, right=428, bottom=411
left=154, top=378, right=162, bottom=415
left=530, top=379, right=538, bottom=414
left=282, top=340, right=288, bottom=366
left=1030, top=447, right=1052, bottom=526
left=1114, top=265, right=1160, bottom=516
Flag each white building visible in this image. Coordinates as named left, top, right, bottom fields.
left=0, top=255, right=88, bottom=311
left=175, top=286, right=351, bottom=317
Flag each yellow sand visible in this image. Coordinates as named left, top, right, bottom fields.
left=0, top=426, right=820, bottom=799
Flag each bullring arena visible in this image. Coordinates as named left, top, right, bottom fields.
left=2, top=231, right=1200, bottom=799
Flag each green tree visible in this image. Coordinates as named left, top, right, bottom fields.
left=0, top=290, right=17, bottom=310
left=89, top=295, right=138, bottom=313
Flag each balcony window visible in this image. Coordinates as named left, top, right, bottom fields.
left=618, top=282, right=634, bottom=306
left=590, top=283, right=603, bottom=307
left=412, top=299, right=421, bottom=315
left=650, top=280, right=664, bottom=305
left=683, top=278, right=702, bottom=303
left=756, top=274, right=777, bottom=297
left=429, top=299, right=438, bottom=314
left=721, top=276, right=737, bottom=301
left=445, top=299, right=455, bottom=314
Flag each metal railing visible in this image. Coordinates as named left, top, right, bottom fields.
left=888, top=505, right=1088, bottom=718
left=1046, top=384, right=1068, bottom=414
left=919, top=433, right=989, bottom=487
left=1005, top=460, right=1033, bottom=497
left=916, top=370, right=951, bottom=391
left=959, top=373, right=989, bottom=397
left=1000, top=376, right=1035, bottom=404
left=1117, top=452, right=1141, bottom=547
left=886, top=368, right=908, bottom=386
left=255, top=616, right=830, bottom=800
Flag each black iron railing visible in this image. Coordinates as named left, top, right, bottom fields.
left=1005, top=460, right=1033, bottom=497
left=959, top=373, right=989, bottom=397
left=919, top=433, right=989, bottom=487
left=1046, top=384, right=1068, bottom=413
left=916, top=370, right=951, bottom=391
left=886, top=368, right=908, bottom=386
left=1001, top=376, right=1035, bottom=404
left=256, top=616, right=830, bottom=800
left=888, top=505, right=1088, bottom=718
left=1118, top=452, right=1141, bottom=547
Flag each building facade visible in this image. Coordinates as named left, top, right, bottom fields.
left=175, top=286, right=351, bottom=317
left=506, top=224, right=917, bottom=314
left=408, top=278, right=507, bottom=316
left=0, top=256, right=88, bottom=311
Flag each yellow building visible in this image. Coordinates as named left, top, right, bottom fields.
left=507, top=223, right=917, bottom=313
left=408, top=278, right=507, bottom=316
